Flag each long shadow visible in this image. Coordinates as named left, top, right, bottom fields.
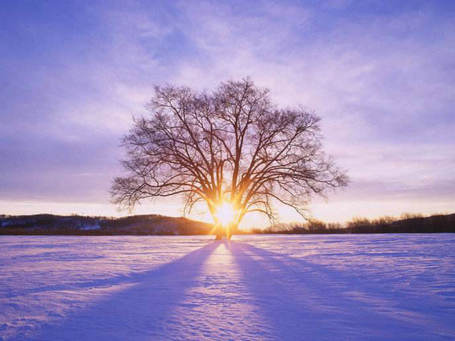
left=228, top=241, right=450, bottom=341
left=28, top=241, right=220, bottom=341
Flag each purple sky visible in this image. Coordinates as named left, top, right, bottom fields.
left=1, top=0, right=454, bottom=225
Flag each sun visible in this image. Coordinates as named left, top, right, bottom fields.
left=214, top=201, right=238, bottom=227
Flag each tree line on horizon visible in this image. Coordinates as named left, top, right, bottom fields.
left=0, top=212, right=453, bottom=235
left=254, top=212, right=455, bottom=234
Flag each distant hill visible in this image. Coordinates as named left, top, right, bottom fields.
left=0, top=214, right=213, bottom=235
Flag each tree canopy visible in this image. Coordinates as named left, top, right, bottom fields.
left=112, top=79, right=347, bottom=238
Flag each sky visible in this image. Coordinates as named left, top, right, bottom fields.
left=1, top=0, right=454, bottom=227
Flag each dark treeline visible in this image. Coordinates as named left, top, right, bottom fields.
left=254, top=213, right=455, bottom=234
left=0, top=214, right=212, bottom=235
left=0, top=212, right=454, bottom=235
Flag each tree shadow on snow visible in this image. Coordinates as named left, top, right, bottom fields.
left=30, top=241, right=220, bottom=341
left=227, top=241, right=442, bottom=341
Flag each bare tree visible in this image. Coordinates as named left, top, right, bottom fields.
left=112, top=79, right=347, bottom=239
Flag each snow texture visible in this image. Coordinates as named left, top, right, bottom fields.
left=0, top=234, right=454, bottom=340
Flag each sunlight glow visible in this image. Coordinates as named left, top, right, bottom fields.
left=214, top=201, right=238, bottom=227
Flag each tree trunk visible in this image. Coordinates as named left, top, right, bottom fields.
left=226, top=222, right=239, bottom=240
left=215, top=225, right=223, bottom=240
left=214, top=223, right=237, bottom=240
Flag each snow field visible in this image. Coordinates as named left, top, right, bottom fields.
left=1, top=234, right=454, bottom=340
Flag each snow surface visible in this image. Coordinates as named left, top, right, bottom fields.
left=0, top=234, right=454, bottom=340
